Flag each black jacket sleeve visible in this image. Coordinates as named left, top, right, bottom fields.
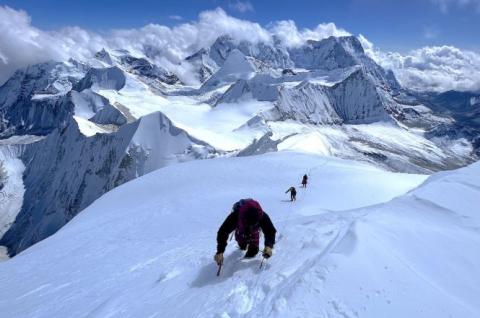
left=260, top=212, right=277, bottom=248
left=216, top=211, right=237, bottom=253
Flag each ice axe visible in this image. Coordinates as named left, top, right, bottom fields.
left=259, top=256, right=267, bottom=270
left=216, top=260, right=223, bottom=276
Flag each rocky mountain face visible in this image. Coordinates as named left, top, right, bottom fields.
left=0, top=61, right=85, bottom=138
left=0, top=112, right=215, bottom=255
left=0, top=34, right=477, bottom=256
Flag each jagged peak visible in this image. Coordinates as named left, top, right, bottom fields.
left=94, top=48, right=113, bottom=65
left=74, top=66, right=126, bottom=92
left=304, top=36, right=365, bottom=55
left=330, top=67, right=371, bottom=88
left=336, top=36, right=365, bottom=53
left=213, top=34, right=236, bottom=45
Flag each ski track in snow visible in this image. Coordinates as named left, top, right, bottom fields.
left=0, top=152, right=479, bottom=318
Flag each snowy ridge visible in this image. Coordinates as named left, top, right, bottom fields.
left=0, top=152, right=478, bottom=317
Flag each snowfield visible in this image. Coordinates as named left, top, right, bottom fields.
left=98, top=87, right=272, bottom=151
left=0, top=151, right=478, bottom=318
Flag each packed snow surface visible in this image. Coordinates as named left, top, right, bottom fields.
left=0, top=151, right=479, bottom=318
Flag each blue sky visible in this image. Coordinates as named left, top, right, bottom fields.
left=1, top=0, right=478, bottom=52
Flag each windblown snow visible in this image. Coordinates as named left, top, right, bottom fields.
left=0, top=151, right=478, bottom=318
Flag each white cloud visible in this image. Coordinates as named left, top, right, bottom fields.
left=108, top=8, right=270, bottom=62
left=229, top=1, right=254, bottom=13
left=268, top=20, right=351, bottom=47
left=0, top=5, right=478, bottom=92
left=0, top=7, right=271, bottom=84
left=357, top=34, right=375, bottom=58
left=0, top=5, right=349, bottom=85
left=392, top=46, right=480, bottom=92
left=0, top=7, right=66, bottom=81
left=359, top=35, right=480, bottom=92
left=169, top=15, right=183, bottom=21
left=0, top=6, right=109, bottom=84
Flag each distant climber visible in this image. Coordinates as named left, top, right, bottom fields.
left=285, top=186, right=297, bottom=202
left=301, top=174, right=308, bottom=188
left=214, top=199, right=277, bottom=265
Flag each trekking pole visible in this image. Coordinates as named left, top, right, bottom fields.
left=229, top=232, right=234, bottom=241
left=217, top=261, right=223, bottom=276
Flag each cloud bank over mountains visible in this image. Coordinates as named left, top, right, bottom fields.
left=0, top=5, right=478, bottom=92
left=359, top=35, right=480, bottom=92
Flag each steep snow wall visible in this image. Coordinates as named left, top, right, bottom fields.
left=328, top=69, right=393, bottom=123
left=74, top=66, right=126, bottom=91
left=274, top=69, right=392, bottom=124
left=276, top=82, right=342, bottom=124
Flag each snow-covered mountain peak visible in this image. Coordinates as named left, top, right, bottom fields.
left=329, top=35, right=365, bottom=54
left=91, top=48, right=181, bottom=86
left=0, top=61, right=86, bottom=104
left=305, top=35, right=364, bottom=55
left=201, top=49, right=257, bottom=90
left=289, top=36, right=364, bottom=72
left=186, top=35, right=292, bottom=83
left=222, top=49, right=256, bottom=74
left=186, top=34, right=399, bottom=97
left=75, top=66, right=126, bottom=91
left=209, top=35, right=240, bottom=65
left=94, top=48, right=114, bottom=66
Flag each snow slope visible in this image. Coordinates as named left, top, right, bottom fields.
left=1, top=151, right=478, bottom=317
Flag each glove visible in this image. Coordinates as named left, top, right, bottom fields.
left=262, top=246, right=273, bottom=258
left=214, top=253, right=224, bottom=265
